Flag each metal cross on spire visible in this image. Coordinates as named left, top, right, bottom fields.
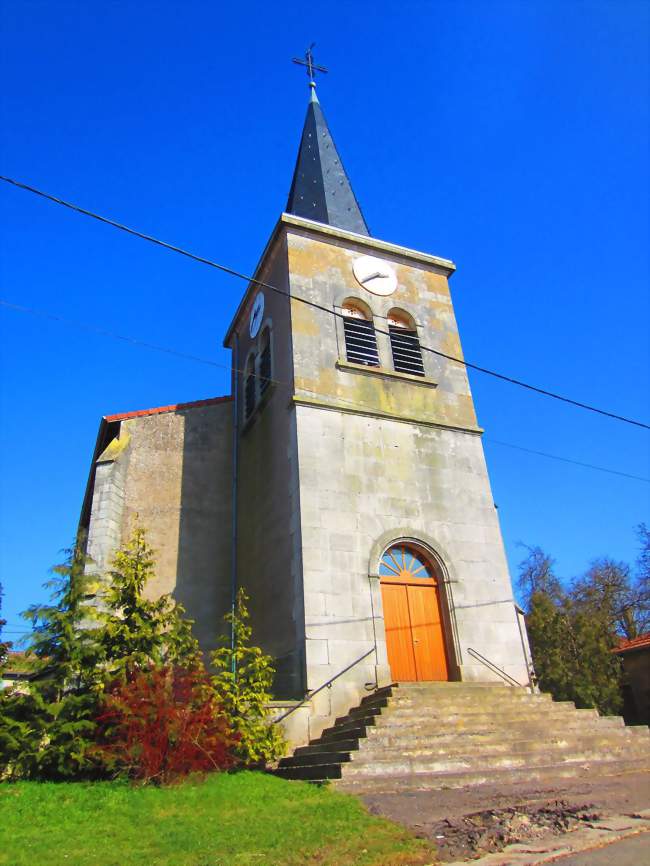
left=292, top=43, right=328, bottom=87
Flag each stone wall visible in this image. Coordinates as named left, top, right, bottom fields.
left=81, top=212, right=534, bottom=745
left=84, top=399, right=233, bottom=655
left=231, top=237, right=306, bottom=699
left=281, top=219, right=530, bottom=736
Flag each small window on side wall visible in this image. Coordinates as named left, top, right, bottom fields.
left=342, top=300, right=380, bottom=367
left=387, top=309, right=425, bottom=376
left=244, top=353, right=256, bottom=418
left=258, top=328, right=272, bottom=398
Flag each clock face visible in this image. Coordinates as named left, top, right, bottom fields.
left=249, top=292, right=264, bottom=338
left=352, top=255, right=397, bottom=296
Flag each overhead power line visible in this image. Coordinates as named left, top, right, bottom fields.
left=2, top=298, right=648, bottom=484
left=483, top=438, right=650, bottom=483
left=1, top=174, right=649, bottom=431
left=0, top=299, right=227, bottom=371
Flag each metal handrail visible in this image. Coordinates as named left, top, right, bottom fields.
left=271, top=647, right=376, bottom=724
left=467, top=647, right=524, bottom=688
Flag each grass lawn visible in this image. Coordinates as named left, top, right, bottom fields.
left=0, top=771, right=436, bottom=866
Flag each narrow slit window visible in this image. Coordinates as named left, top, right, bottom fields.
left=342, top=301, right=380, bottom=367
left=244, top=354, right=257, bottom=418
left=388, top=310, right=425, bottom=376
left=259, top=329, right=272, bottom=398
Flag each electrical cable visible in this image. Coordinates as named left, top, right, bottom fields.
left=2, top=298, right=648, bottom=484
left=0, top=299, right=227, bottom=370
left=2, top=174, right=648, bottom=431
left=483, top=438, right=650, bottom=483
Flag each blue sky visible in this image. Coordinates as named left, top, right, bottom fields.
left=1, top=1, right=648, bottom=638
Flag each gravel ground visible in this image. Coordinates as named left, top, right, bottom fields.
left=360, top=769, right=650, bottom=861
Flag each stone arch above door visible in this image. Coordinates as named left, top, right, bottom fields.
left=367, top=528, right=457, bottom=586
left=367, top=528, right=462, bottom=682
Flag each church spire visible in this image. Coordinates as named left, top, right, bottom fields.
left=287, top=47, right=370, bottom=236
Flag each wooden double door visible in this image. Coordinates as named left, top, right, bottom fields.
left=379, top=544, right=449, bottom=682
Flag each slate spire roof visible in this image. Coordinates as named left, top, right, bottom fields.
left=286, top=84, right=370, bottom=236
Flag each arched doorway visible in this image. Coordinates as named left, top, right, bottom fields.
left=379, top=543, right=449, bottom=682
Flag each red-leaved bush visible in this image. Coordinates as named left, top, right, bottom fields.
left=93, top=665, right=238, bottom=783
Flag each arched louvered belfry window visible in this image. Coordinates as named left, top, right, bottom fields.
left=258, top=327, right=272, bottom=398
left=244, top=352, right=257, bottom=419
left=342, top=300, right=379, bottom=367
left=387, top=309, right=425, bottom=376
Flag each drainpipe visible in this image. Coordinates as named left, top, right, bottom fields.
left=230, top=332, right=240, bottom=674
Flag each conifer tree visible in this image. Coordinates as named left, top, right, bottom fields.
left=1, top=526, right=206, bottom=781
left=100, top=525, right=201, bottom=678
left=211, top=588, right=284, bottom=765
left=0, top=534, right=105, bottom=780
left=526, top=590, right=623, bottom=715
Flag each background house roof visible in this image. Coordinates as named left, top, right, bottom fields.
left=613, top=633, right=650, bottom=655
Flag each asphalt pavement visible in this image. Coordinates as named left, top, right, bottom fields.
left=551, top=830, right=649, bottom=865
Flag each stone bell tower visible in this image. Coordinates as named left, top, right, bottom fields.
left=224, top=69, right=533, bottom=733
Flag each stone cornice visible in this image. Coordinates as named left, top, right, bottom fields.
left=280, top=213, right=456, bottom=274
left=292, top=394, right=483, bottom=436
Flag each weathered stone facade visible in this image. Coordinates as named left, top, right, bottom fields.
left=80, top=398, right=233, bottom=654
left=81, top=212, right=533, bottom=744
left=80, top=91, right=533, bottom=746
left=224, top=215, right=533, bottom=738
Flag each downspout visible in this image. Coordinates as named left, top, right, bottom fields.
left=230, top=332, right=240, bottom=674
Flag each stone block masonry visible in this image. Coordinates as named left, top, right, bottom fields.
left=81, top=399, right=233, bottom=655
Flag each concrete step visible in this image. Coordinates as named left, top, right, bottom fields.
left=352, top=695, right=390, bottom=714
left=333, top=701, right=581, bottom=729
left=335, top=757, right=650, bottom=793
left=278, top=750, right=352, bottom=768
left=320, top=720, right=375, bottom=740
left=321, top=708, right=625, bottom=743
left=361, top=718, right=629, bottom=749
left=395, top=682, right=521, bottom=690
left=354, top=731, right=649, bottom=762
left=384, top=697, right=577, bottom=714
left=274, top=680, right=649, bottom=789
left=284, top=733, right=650, bottom=773
left=359, top=685, right=396, bottom=705
left=384, top=697, right=554, bottom=713
left=274, top=762, right=342, bottom=781
left=369, top=705, right=608, bottom=729
left=295, top=738, right=360, bottom=756
left=291, top=727, right=650, bottom=767
left=334, top=706, right=386, bottom=726
left=340, top=693, right=554, bottom=720
left=343, top=742, right=650, bottom=777
left=389, top=688, right=550, bottom=703
left=627, top=725, right=650, bottom=738
left=383, top=697, right=554, bottom=713
left=360, top=719, right=628, bottom=749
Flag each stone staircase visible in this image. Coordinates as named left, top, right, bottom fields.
left=273, top=682, right=650, bottom=792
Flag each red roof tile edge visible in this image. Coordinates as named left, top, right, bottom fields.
left=612, top=633, right=650, bottom=654
left=105, top=395, right=232, bottom=423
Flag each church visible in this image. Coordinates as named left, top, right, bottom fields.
left=79, top=66, right=534, bottom=745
